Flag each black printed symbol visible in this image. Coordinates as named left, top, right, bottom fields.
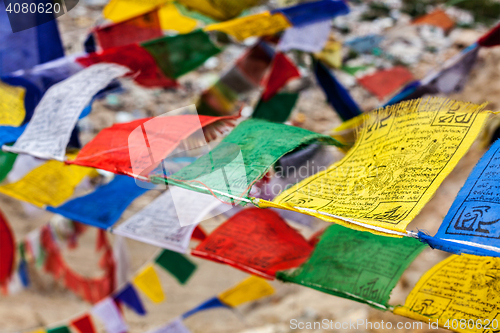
left=413, top=299, right=439, bottom=317
left=454, top=205, right=500, bottom=234
left=358, top=278, right=380, bottom=299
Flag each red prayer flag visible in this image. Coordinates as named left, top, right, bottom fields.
left=95, top=10, right=163, bottom=50
left=412, top=9, right=455, bottom=32
left=0, top=210, right=14, bottom=287
left=261, top=52, right=300, bottom=101
left=67, top=115, right=237, bottom=178
left=192, top=225, right=208, bottom=241
left=192, top=208, right=313, bottom=279
left=76, top=44, right=178, bottom=88
left=235, top=42, right=274, bottom=86
left=478, top=22, right=500, bottom=47
left=71, top=314, right=97, bottom=333
left=357, top=66, right=414, bottom=100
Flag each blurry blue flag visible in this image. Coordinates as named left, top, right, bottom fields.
left=0, top=125, right=26, bottom=146
left=314, top=60, right=361, bottom=121
left=345, top=35, right=384, bottom=54
left=0, top=0, right=64, bottom=75
left=272, top=0, right=349, bottom=27
left=181, top=297, right=230, bottom=319
left=115, top=283, right=146, bottom=316
left=419, top=139, right=500, bottom=257
left=47, top=175, right=149, bottom=229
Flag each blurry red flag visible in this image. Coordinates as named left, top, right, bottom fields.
left=478, top=23, right=500, bottom=47
left=95, top=10, right=163, bottom=50
left=76, top=44, right=178, bottom=88
left=192, top=208, right=313, bottom=279
left=70, top=314, right=97, bottom=333
left=262, top=52, right=300, bottom=101
left=358, top=66, right=414, bottom=100
left=0, top=210, right=14, bottom=287
left=67, top=115, right=237, bottom=178
left=412, top=9, right=455, bottom=32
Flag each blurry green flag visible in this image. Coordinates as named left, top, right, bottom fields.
left=252, top=92, right=299, bottom=123
left=156, top=119, right=341, bottom=203
left=155, top=249, right=197, bottom=285
left=0, top=150, right=16, bottom=183
left=277, top=225, right=426, bottom=309
left=142, top=30, right=221, bottom=79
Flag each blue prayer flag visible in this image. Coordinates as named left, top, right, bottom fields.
left=314, top=60, right=361, bottom=121
left=115, top=283, right=146, bottom=316
left=181, top=297, right=230, bottom=319
left=419, top=139, right=500, bottom=257
left=272, top=0, right=349, bottom=27
left=47, top=175, right=149, bottom=229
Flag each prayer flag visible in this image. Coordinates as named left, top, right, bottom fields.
left=77, top=44, right=177, bottom=88
left=95, top=10, right=163, bottom=50
left=142, top=30, right=221, bottom=79
left=92, top=297, right=128, bottom=333
left=252, top=92, right=298, bottom=123
left=205, top=12, right=291, bottom=42
left=478, top=22, right=500, bottom=47
left=358, top=66, right=414, bottom=100
left=192, top=208, right=313, bottom=279
left=133, top=264, right=165, bottom=303
left=271, top=0, right=349, bottom=27
left=263, top=98, right=489, bottom=236
left=181, top=297, right=229, bottom=319
left=46, top=326, right=70, bottom=333
left=146, top=318, right=191, bottom=333
left=3, top=64, right=129, bottom=160
left=162, top=119, right=341, bottom=203
left=218, top=276, right=275, bottom=307
left=412, top=9, right=455, bottom=32
left=47, top=175, right=149, bottom=230
left=419, top=138, right=500, bottom=256
left=0, top=81, right=25, bottom=126
left=114, top=188, right=221, bottom=253
left=278, top=19, right=331, bottom=53
left=0, top=209, right=14, bottom=286
left=155, top=249, right=197, bottom=285
left=277, top=225, right=425, bottom=309
left=314, top=60, right=361, bottom=121
left=0, top=158, right=95, bottom=208
left=70, top=314, right=97, bottom=333
left=261, top=53, right=300, bottom=101
left=115, top=283, right=147, bottom=315
left=394, top=254, right=500, bottom=330
left=178, top=0, right=261, bottom=21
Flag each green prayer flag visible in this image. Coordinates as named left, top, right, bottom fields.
left=277, top=225, right=426, bottom=310
left=155, top=249, right=197, bottom=285
left=47, top=326, right=71, bottom=333
left=142, top=30, right=221, bottom=79
left=0, top=150, right=16, bottom=183
left=156, top=119, right=342, bottom=203
left=341, top=65, right=369, bottom=76
left=252, top=93, right=299, bottom=123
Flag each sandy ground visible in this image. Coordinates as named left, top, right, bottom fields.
left=1, top=3, right=500, bottom=333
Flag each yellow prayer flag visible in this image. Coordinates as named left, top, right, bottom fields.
left=218, top=276, right=274, bottom=307
left=159, top=3, right=198, bottom=33
left=178, top=0, right=262, bottom=21
left=314, top=38, right=342, bottom=69
left=0, top=157, right=95, bottom=208
left=0, top=81, right=25, bottom=126
left=103, top=0, right=170, bottom=23
left=262, top=98, right=489, bottom=236
left=394, top=254, right=500, bottom=332
left=205, top=12, right=291, bottom=41
left=132, top=264, right=165, bottom=304
left=26, top=330, right=46, bottom=333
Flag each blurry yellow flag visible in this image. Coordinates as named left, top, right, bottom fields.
left=0, top=158, right=95, bottom=208
left=394, top=254, right=500, bottom=332
left=218, top=276, right=274, bottom=307
left=159, top=3, right=198, bottom=33
left=315, top=38, right=342, bottom=69
left=26, top=330, right=46, bottom=333
left=132, top=264, right=165, bottom=304
left=205, top=12, right=291, bottom=41
left=178, top=0, right=262, bottom=21
left=103, top=0, right=169, bottom=23
left=261, top=98, right=489, bottom=236
left=0, top=81, right=25, bottom=126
